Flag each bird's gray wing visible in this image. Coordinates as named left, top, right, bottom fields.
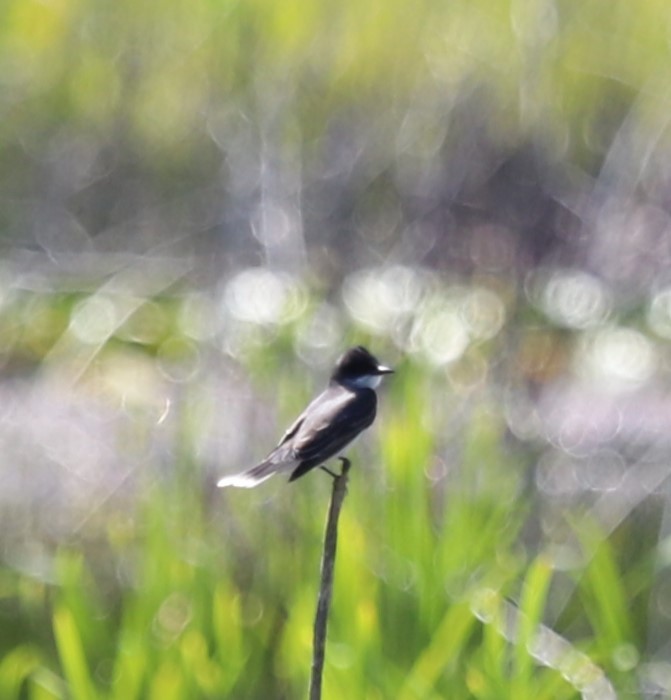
left=291, top=389, right=377, bottom=463
left=277, top=409, right=307, bottom=446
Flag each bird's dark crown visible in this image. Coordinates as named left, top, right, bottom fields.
left=331, top=346, right=392, bottom=383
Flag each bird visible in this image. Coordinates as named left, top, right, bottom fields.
left=217, top=346, right=393, bottom=488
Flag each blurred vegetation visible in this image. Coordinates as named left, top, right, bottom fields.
left=1, top=0, right=671, bottom=698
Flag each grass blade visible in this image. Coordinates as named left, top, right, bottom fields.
left=52, top=606, right=97, bottom=700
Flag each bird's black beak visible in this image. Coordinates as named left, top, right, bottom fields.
left=376, top=364, right=394, bottom=375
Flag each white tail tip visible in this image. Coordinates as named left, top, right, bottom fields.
left=217, top=472, right=275, bottom=489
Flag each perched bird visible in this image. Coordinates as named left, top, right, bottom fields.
left=217, top=346, right=393, bottom=488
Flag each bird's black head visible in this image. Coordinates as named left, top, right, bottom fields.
left=331, top=346, right=394, bottom=388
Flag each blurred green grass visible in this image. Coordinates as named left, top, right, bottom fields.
left=0, top=326, right=649, bottom=699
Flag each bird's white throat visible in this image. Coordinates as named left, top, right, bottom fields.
left=347, top=374, right=382, bottom=389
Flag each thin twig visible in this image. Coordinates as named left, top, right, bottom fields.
left=309, top=457, right=351, bottom=700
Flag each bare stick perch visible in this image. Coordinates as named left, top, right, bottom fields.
left=309, top=457, right=351, bottom=700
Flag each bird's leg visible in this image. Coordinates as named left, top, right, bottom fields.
left=321, top=457, right=351, bottom=480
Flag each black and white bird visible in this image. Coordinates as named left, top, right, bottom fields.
left=217, top=346, right=393, bottom=488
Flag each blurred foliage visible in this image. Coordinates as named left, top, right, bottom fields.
left=5, top=0, right=671, bottom=149
left=0, top=353, right=642, bottom=698
left=2, top=0, right=671, bottom=283
left=0, top=316, right=658, bottom=698
left=1, top=0, right=671, bottom=698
